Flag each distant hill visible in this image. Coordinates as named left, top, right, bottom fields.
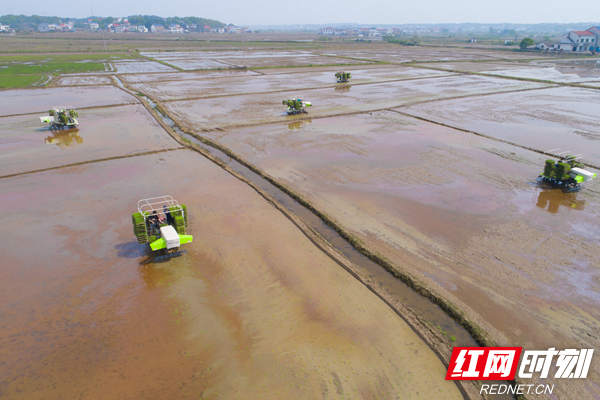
left=0, top=14, right=227, bottom=29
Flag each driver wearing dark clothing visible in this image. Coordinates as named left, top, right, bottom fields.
left=148, top=211, right=163, bottom=234
left=163, top=205, right=174, bottom=226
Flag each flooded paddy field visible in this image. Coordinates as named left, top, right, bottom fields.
left=6, top=41, right=600, bottom=400
left=112, top=60, right=178, bottom=74
left=140, top=50, right=370, bottom=70
left=486, top=63, right=600, bottom=83
left=54, top=75, right=114, bottom=86
left=413, top=59, right=600, bottom=84
left=0, top=104, right=178, bottom=177
left=314, top=48, right=560, bottom=63
left=402, top=86, right=600, bottom=166
left=0, top=86, right=138, bottom=117
left=164, top=74, right=549, bottom=130
left=0, top=148, right=461, bottom=399
left=128, top=66, right=456, bottom=102
left=120, top=69, right=262, bottom=84
left=202, top=111, right=600, bottom=399
left=414, top=61, right=540, bottom=72
left=315, top=49, right=497, bottom=63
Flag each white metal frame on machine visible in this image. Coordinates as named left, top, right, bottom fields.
left=138, top=195, right=185, bottom=218
left=137, top=196, right=186, bottom=241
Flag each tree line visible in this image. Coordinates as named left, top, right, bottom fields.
left=0, top=14, right=226, bottom=29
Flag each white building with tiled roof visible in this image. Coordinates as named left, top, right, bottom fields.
left=560, top=30, right=596, bottom=52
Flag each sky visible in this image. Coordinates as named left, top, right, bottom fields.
left=5, top=0, right=598, bottom=26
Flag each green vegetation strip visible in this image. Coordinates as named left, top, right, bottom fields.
left=0, top=53, right=131, bottom=88
left=0, top=74, right=44, bottom=89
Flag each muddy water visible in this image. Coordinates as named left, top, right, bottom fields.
left=164, top=74, right=549, bottom=130
left=130, top=66, right=455, bottom=102
left=0, top=104, right=178, bottom=176
left=198, top=111, right=600, bottom=399
left=414, top=61, right=539, bottom=73
left=313, top=48, right=552, bottom=62
left=112, top=61, right=176, bottom=73
left=141, top=50, right=369, bottom=69
left=489, top=66, right=600, bottom=83
left=402, top=86, right=600, bottom=166
left=121, top=69, right=261, bottom=84
left=55, top=75, right=114, bottom=86
left=0, top=86, right=138, bottom=117
left=0, top=150, right=462, bottom=399
left=315, top=49, right=494, bottom=63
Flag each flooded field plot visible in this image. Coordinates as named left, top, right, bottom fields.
left=128, top=66, right=456, bottom=101
left=54, top=75, right=114, bottom=86
left=0, top=86, right=138, bottom=117
left=120, top=69, right=261, bottom=84
left=0, top=104, right=178, bottom=177
left=402, top=86, right=600, bottom=166
left=141, top=50, right=369, bottom=69
left=0, top=149, right=460, bottom=400
left=165, top=74, right=549, bottom=130
left=204, top=112, right=600, bottom=398
left=112, top=60, right=177, bottom=73
left=315, top=48, right=498, bottom=62
left=414, top=61, right=539, bottom=72
left=317, top=48, right=562, bottom=63
left=487, top=65, right=600, bottom=83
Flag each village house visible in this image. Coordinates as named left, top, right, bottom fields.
left=137, top=25, right=147, bottom=33
left=89, top=22, right=99, bottom=30
left=169, top=24, right=183, bottom=33
left=0, top=24, right=10, bottom=32
left=319, top=27, right=334, bottom=35
left=587, top=26, right=600, bottom=49
left=560, top=30, right=596, bottom=52
left=151, top=24, right=165, bottom=33
left=535, top=41, right=553, bottom=50
left=203, top=25, right=211, bottom=33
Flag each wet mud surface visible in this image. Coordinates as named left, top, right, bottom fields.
left=487, top=64, right=600, bottom=83
left=112, top=60, right=177, bottom=73
left=129, top=66, right=455, bottom=102
left=202, top=111, right=600, bottom=399
left=414, top=61, right=539, bottom=72
left=120, top=69, right=261, bottom=84
left=402, top=86, right=600, bottom=165
left=0, top=149, right=461, bottom=399
left=0, top=86, right=138, bottom=117
left=55, top=75, right=114, bottom=86
left=141, top=50, right=369, bottom=69
left=164, top=74, right=549, bottom=130
left=0, top=104, right=178, bottom=176
left=313, top=48, right=560, bottom=62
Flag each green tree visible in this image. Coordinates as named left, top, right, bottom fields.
left=519, top=37, right=534, bottom=50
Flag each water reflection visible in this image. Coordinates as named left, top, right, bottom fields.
left=535, top=189, right=585, bottom=214
left=45, top=128, right=83, bottom=148
left=287, top=120, right=311, bottom=130
left=335, top=85, right=351, bottom=93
